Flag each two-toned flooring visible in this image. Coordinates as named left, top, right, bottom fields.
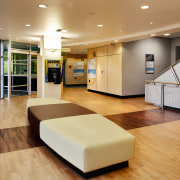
left=0, top=88, right=180, bottom=180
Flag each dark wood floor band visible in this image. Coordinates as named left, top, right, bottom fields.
left=0, top=108, right=179, bottom=154
left=0, top=126, right=44, bottom=154
left=105, top=108, right=180, bottom=130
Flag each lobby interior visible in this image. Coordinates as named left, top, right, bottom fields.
left=0, top=0, right=180, bottom=179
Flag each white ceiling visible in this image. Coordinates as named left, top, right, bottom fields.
left=1, top=0, right=180, bottom=54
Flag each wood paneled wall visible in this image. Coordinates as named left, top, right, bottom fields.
left=64, top=55, right=87, bottom=85
left=87, top=43, right=123, bottom=95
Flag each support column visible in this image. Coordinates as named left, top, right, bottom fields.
left=39, top=33, right=62, bottom=99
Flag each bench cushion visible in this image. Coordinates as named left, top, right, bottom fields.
left=28, top=102, right=95, bottom=136
left=27, top=97, right=70, bottom=108
left=40, top=114, right=135, bottom=173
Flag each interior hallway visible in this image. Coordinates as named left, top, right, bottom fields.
left=0, top=88, right=180, bottom=180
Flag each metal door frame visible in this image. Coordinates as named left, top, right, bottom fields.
left=0, top=40, right=3, bottom=99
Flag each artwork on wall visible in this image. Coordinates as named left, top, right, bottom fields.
left=88, top=59, right=96, bottom=78
left=73, top=62, right=84, bottom=76
left=145, top=54, right=154, bottom=74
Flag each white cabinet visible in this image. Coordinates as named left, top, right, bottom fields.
left=87, top=43, right=123, bottom=96
left=97, top=56, right=108, bottom=92
left=107, top=55, right=122, bottom=95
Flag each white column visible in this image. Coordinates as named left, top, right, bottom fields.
left=39, top=33, right=62, bottom=99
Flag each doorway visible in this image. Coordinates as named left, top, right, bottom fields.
left=175, top=46, right=180, bottom=61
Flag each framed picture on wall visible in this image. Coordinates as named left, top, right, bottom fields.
left=145, top=54, right=154, bottom=74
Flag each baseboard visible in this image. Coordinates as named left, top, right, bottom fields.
left=87, top=89, right=145, bottom=99
left=163, top=106, right=180, bottom=111
left=64, top=84, right=87, bottom=88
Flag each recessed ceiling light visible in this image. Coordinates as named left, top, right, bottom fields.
left=164, top=33, right=171, bottom=36
left=61, top=30, right=68, bottom=33
left=38, top=4, right=48, bottom=8
left=114, top=40, right=119, bottom=42
left=150, top=22, right=153, bottom=25
left=25, top=24, right=32, bottom=27
left=119, top=30, right=122, bottom=32
left=141, top=5, right=149, bottom=9
left=8, top=35, right=11, bottom=37
left=97, top=24, right=103, bottom=27
left=0, top=27, right=3, bottom=30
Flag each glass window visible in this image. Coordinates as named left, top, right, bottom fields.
left=31, top=55, right=37, bottom=74
left=31, top=44, right=40, bottom=52
left=11, top=41, right=30, bottom=50
left=11, top=53, right=28, bottom=75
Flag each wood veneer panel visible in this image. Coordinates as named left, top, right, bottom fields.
left=106, top=108, right=180, bottom=130
left=0, top=126, right=44, bottom=153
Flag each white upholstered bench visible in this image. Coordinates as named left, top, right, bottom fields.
left=27, top=98, right=135, bottom=177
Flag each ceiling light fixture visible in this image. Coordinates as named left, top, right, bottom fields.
left=164, top=33, right=171, bottom=36
left=150, top=22, right=153, bottom=25
left=61, top=30, right=68, bottom=33
left=0, top=27, right=3, bottom=30
left=8, top=35, right=11, bottom=37
left=38, top=4, right=48, bottom=8
left=97, top=24, right=103, bottom=27
left=141, top=5, right=149, bottom=9
left=114, top=40, right=119, bottom=42
left=25, top=24, right=32, bottom=27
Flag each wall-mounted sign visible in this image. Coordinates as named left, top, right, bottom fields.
left=73, top=62, right=84, bottom=76
left=88, top=59, right=96, bottom=78
left=145, top=54, right=154, bottom=74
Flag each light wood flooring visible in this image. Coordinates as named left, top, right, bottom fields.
left=0, top=88, right=180, bottom=180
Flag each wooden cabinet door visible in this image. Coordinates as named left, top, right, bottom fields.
left=97, top=56, right=108, bottom=92
left=107, top=55, right=122, bottom=95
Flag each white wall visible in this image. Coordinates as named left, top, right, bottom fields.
left=37, top=35, right=62, bottom=99
left=122, top=38, right=171, bottom=96
left=44, top=49, right=62, bottom=99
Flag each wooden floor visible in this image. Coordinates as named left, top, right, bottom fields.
left=0, top=88, right=180, bottom=180
left=106, top=108, right=180, bottom=130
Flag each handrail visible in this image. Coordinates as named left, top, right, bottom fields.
left=145, top=80, right=180, bottom=85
